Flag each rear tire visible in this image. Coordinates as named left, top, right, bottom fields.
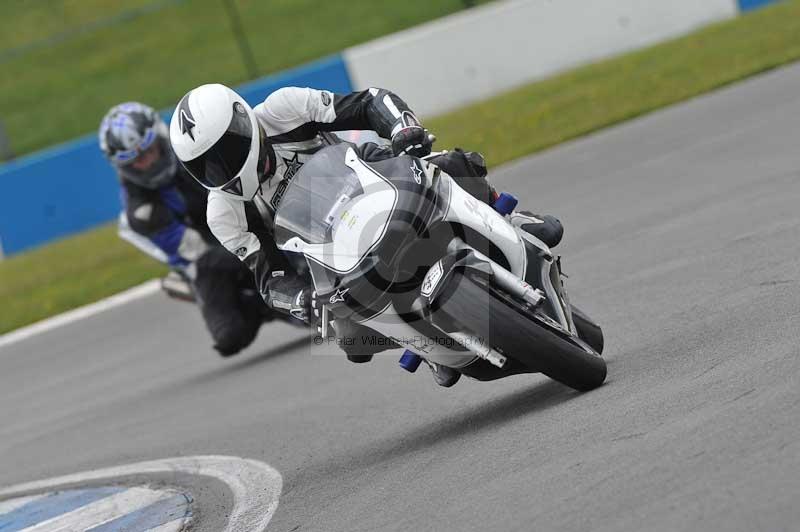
left=438, top=273, right=607, bottom=391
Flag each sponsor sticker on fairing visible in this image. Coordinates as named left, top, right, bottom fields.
left=421, top=260, right=444, bottom=297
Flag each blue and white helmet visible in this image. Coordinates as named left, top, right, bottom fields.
left=99, top=102, right=177, bottom=189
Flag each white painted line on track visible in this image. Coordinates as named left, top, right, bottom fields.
left=145, top=518, right=186, bottom=532
left=20, top=487, right=181, bottom=532
left=0, top=280, right=161, bottom=351
left=0, top=455, right=283, bottom=532
left=0, top=494, right=44, bottom=514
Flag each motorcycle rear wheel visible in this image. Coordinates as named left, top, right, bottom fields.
left=441, top=273, right=607, bottom=391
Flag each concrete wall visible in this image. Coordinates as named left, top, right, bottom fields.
left=344, top=0, right=740, bottom=117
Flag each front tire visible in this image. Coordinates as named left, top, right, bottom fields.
left=571, top=305, right=604, bottom=355
left=438, top=273, right=607, bottom=391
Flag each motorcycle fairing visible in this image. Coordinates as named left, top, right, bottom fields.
left=275, top=145, right=440, bottom=318
left=278, top=147, right=398, bottom=274
left=273, top=145, right=580, bottom=370
left=438, top=174, right=528, bottom=278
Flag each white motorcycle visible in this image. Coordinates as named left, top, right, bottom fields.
left=273, top=144, right=606, bottom=391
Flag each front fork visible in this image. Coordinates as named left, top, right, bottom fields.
left=447, top=238, right=545, bottom=309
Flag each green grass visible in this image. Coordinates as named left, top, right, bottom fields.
left=0, top=224, right=167, bottom=334
left=0, top=0, right=490, bottom=158
left=428, top=0, right=800, bottom=165
left=2, top=0, right=800, bottom=334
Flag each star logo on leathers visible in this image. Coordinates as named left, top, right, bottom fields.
left=329, top=288, right=349, bottom=304
left=410, top=162, right=424, bottom=184
left=281, top=153, right=304, bottom=180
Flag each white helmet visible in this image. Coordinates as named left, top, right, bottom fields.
left=169, top=84, right=275, bottom=201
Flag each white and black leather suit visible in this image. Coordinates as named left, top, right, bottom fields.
left=206, top=87, right=495, bottom=338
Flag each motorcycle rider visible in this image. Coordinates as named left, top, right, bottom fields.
left=168, top=84, right=563, bottom=386
left=99, top=102, right=273, bottom=357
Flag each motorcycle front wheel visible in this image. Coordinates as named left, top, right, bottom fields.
left=571, top=305, right=604, bottom=355
left=439, top=273, right=607, bottom=391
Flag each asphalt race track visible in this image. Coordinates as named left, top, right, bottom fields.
left=2, top=64, right=799, bottom=531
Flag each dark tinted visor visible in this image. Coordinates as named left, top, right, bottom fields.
left=183, top=104, right=253, bottom=188
left=256, top=124, right=274, bottom=183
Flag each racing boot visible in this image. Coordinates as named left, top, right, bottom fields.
left=425, top=360, right=461, bottom=388
left=347, top=354, right=374, bottom=363
left=509, top=211, right=564, bottom=248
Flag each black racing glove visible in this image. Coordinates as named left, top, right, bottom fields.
left=391, top=111, right=433, bottom=158
left=267, top=274, right=320, bottom=326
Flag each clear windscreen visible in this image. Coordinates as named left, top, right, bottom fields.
left=274, top=166, right=363, bottom=246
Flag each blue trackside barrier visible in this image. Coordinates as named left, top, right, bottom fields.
left=738, top=0, right=782, bottom=12
left=0, top=55, right=352, bottom=256
left=0, top=135, right=116, bottom=257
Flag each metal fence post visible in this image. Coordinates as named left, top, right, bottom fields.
left=0, top=119, right=13, bottom=162
left=221, top=0, right=259, bottom=79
